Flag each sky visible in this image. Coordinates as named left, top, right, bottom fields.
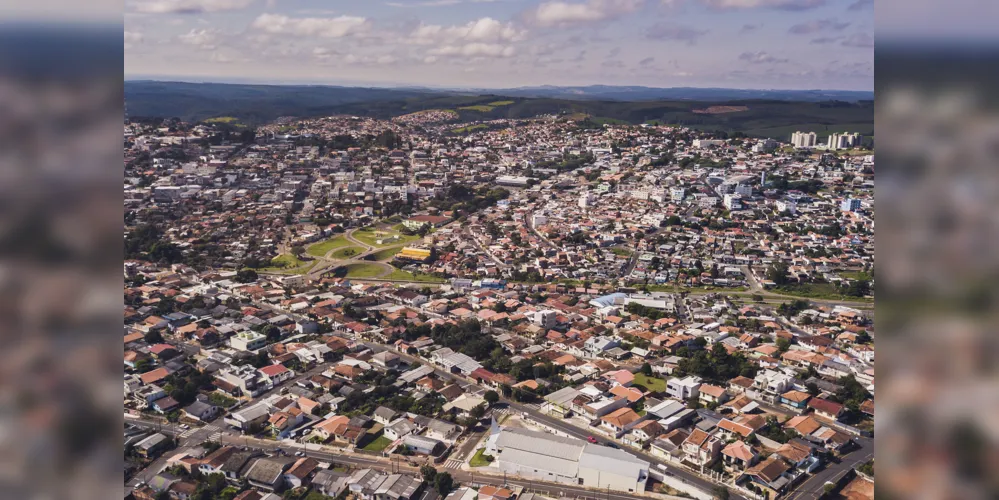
left=123, top=0, right=875, bottom=90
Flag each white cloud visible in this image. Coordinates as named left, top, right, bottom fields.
left=700, top=0, right=825, bottom=10
left=788, top=18, right=850, bottom=35
left=738, top=51, right=789, bottom=64
left=124, top=31, right=144, bottom=44
left=430, top=43, right=517, bottom=58
left=523, top=0, right=644, bottom=27
left=251, top=13, right=370, bottom=38
left=130, top=0, right=253, bottom=14
left=645, top=23, right=708, bottom=44
left=410, top=17, right=526, bottom=45
left=178, top=29, right=219, bottom=49
left=841, top=32, right=874, bottom=48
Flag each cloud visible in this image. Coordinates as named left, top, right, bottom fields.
left=847, top=0, right=872, bottom=10
left=809, top=36, right=842, bottom=44
left=251, top=13, right=370, bottom=38
left=841, top=32, right=873, bottom=48
left=522, top=0, right=644, bottom=27
left=430, top=43, right=517, bottom=58
left=738, top=51, right=789, bottom=64
left=700, top=0, right=825, bottom=11
left=410, top=17, right=526, bottom=45
left=740, top=23, right=761, bottom=33
left=645, top=23, right=708, bottom=44
left=639, top=56, right=655, bottom=66
left=178, top=29, right=219, bottom=49
left=130, top=0, right=253, bottom=14
left=788, top=19, right=850, bottom=35
left=124, top=31, right=143, bottom=44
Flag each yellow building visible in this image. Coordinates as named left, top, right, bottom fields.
left=397, top=247, right=432, bottom=262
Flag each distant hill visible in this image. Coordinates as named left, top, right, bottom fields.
left=125, top=81, right=873, bottom=139
left=454, top=85, right=873, bottom=103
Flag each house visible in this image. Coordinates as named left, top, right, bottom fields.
left=627, top=420, right=664, bottom=445
left=244, top=457, right=290, bottom=491
left=779, top=390, right=811, bottom=411
left=424, top=419, right=462, bottom=442
left=666, top=376, right=701, bottom=401
left=808, top=398, right=845, bottom=421
left=721, top=441, right=757, bottom=471
left=225, top=403, right=270, bottom=431
left=743, top=457, right=793, bottom=499
left=401, top=434, right=445, bottom=456
left=681, top=428, right=721, bottom=467
left=183, top=400, right=220, bottom=422
left=312, top=470, right=351, bottom=497
left=134, top=433, right=171, bottom=458
left=650, top=429, right=688, bottom=460
left=284, top=457, right=320, bottom=489
left=477, top=485, right=515, bottom=500
left=600, top=407, right=643, bottom=434
left=374, top=406, right=399, bottom=425
left=259, top=364, right=295, bottom=385
left=784, top=415, right=822, bottom=437
left=698, top=384, right=729, bottom=405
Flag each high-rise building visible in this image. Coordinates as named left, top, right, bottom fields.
left=791, top=131, right=817, bottom=148
left=841, top=198, right=862, bottom=212
left=828, top=132, right=861, bottom=150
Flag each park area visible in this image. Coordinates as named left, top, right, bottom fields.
left=306, top=235, right=350, bottom=257
left=352, top=225, right=423, bottom=248
left=633, top=373, right=668, bottom=393
left=469, top=448, right=494, bottom=467
left=257, top=254, right=315, bottom=275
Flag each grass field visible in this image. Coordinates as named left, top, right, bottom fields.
left=345, top=263, right=389, bottom=279
left=204, top=116, right=239, bottom=124
left=610, top=247, right=633, bottom=257
left=353, top=227, right=422, bottom=248
left=773, top=283, right=872, bottom=302
left=487, top=100, right=515, bottom=106
left=383, top=269, right=445, bottom=283
left=839, top=271, right=872, bottom=281
left=331, top=246, right=363, bottom=260
left=370, top=247, right=403, bottom=261
left=451, top=124, right=488, bottom=133
left=257, top=253, right=316, bottom=274
left=362, top=436, right=392, bottom=452
left=459, top=105, right=495, bottom=112
left=633, top=373, right=668, bottom=393
left=306, top=235, right=350, bottom=257
left=469, top=448, right=494, bottom=467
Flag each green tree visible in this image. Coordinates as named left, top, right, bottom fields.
left=483, top=390, right=499, bottom=405
left=767, top=263, right=790, bottom=286
left=420, top=465, right=437, bottom=482
left=144, top=329, right=164, bottom=344
left=640, top=362, right=653, bottom=377
left=776, top=338, right=791, bottom=353
left=236, top=268, right=259, bottom=283
left=434, top=472, right=454, bottom=495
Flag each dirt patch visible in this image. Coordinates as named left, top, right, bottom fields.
left=839, top=475, right=874, bottom=500
left=693, top=105, right=749, bottom=114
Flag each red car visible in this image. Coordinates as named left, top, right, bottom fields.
left=587, top=436, right=598, bottom=444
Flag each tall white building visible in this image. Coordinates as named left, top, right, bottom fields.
left=791, top=131, right=818, bottom=148
left=579, top=192, right=597, bottom=209
left=670, top=187, right=686, bottom=202
left=723, top=193, right=743, bottom=210
left=827, top=132, right=861, bottom=150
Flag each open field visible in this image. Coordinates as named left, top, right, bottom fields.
left=362, top=436, right=392, bottom=452
left=452, top=124, right=488, bottom=134
left=306, top=235, right=350, bottom=257
left=331, top=246, right=363, bottom=260
left=353, top=227, right=422, bottom=248
left=383, top=269, right=445, bottom=283
left=259, top=253, right=316, bottom=274
left=633, top=373, right=668, bottom=393
left=487, top=100, right=515, bottom=106
left=370, top=247, right=403, bottom=261
left=344, top=263, right=389, bottom=279
left=772, top=283, right=872, bottom=302
left=470, top=448, right=494, bottom=467
left=459, top=105, right=496, bottom=112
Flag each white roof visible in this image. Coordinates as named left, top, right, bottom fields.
left=578, top=444, right=649, bottom=478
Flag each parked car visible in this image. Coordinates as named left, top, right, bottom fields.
left=587, top=436, right=599, bottom=444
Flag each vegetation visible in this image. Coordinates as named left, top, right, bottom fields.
left=343, top=263, right=388, bottom=278
left=306, top=236, right=350, bottom=257
left=675, top=341, right=758, bottom=383
left=331, top=246, right=363, bottom=259
left=633, top=373, right=668, bottom=393
left=362, top=435, right=392, bottom=452
left=370, top=246, right=403, bottom=261
left=469, top=448, right=494, bottom=467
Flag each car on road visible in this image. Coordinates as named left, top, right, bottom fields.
left=295, top=451, right=304, bottom=457
left=605, top=442, right=619, bottom=449
left=180, top=424, right=190, bottom=430
left=587, top=436, right=598, bottom=444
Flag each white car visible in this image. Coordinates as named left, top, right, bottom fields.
left=295, top=451, right=305, bottom=457
left=180, top=424, right=190, bottom=430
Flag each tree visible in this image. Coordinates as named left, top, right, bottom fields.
left=236, top=268, right=258, bottom=283
left=767, top=262, right=790, bottom=286
left=144, top=329, right=164, bottom=344
left=713, top=486, right=730, bottom=500
left=434, top=472, right=454, bottom=495
left=776, top=338, right=791, bottom=353
left=291, top=244, right=305, bottom=257
left=469, top=404, right=487, bottom=420
left=484, top=390, right=499, bottom=405
left=500, top=384, right=512, bottom=398
left=806, top=382, right=820, bottom=397
left=420, top=465, right=437, bottom=482
left=640, top=362, right=653, bottom=377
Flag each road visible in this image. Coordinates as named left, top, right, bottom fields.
left=785, top=436, right=873, bottom=500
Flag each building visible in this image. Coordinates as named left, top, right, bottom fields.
left=666, top=376, right=702, bottom=401
left=723, top=194, right=743, bottom=211
left=487, top=427, right=648, bottom=492
left=496, top=176, right=531, bottom=187
left=840, top=198, right=862, bottom=212
left=230, top=330, right=267, bottom=351
left=790, top=131, right=817, bottom=149
left=827, top=132, right=861, bottom=150
left=579, top=193, right=597, bottom=209
left=397, top=247, right=433, bottom=263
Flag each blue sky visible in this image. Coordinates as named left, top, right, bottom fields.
left=124, top=0, right=874, bottom=90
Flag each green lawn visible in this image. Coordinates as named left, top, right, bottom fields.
left=469, top=448, right=494, bottom=467
left=487, top=100, right=514, bottom=106
left=839, top=271, right=872, bottom=281
left=610, top=247, right=633, bottom=257
left=306, top=235, right=350, bottom=257
left=383, top=269, right=445, bottom=283
left=331, top=246, right=363, bottom=260
left=459, top=105, right=495, bottom=112
left=633, top=373, right=668, bottom=393
left=773, top=283, right=872, bottom=302
left=258, top=254, right=316, bottom=274
left=344, top=263, right=389, bottom=279
left=452, top=124, right=488, bottom=134
left=371, top=247, right=403, bottom=261
left=352, top=227, right=421, bottom=248
left=362, top=436, right=392, bottom=452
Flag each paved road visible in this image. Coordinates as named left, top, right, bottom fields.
left=785, top=436, right=873, bottom=500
